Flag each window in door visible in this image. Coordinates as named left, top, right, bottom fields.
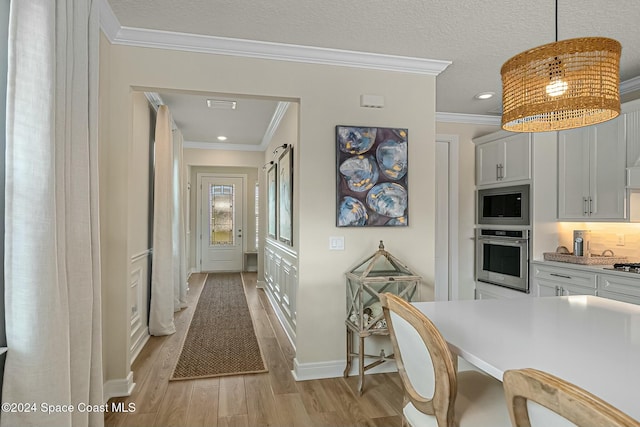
left=209, top=184, right=236, bottom=246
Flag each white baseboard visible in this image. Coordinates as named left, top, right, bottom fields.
left=103, top=371, right=135, bottom=403
left=256, top=280, right=266, bottom=289
left=291, top=357, right=397, bottom=381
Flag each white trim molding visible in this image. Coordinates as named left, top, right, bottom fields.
left=436, top=112, right=502, bottom=126
left=103, top=371, right=135, bottom=403
left=260, top=102, right=290, bottom=150
left=98, top=0, right=121, bottom=42
left=292, top=358, right=397, bottom=381
left=621, top=76, right=640, bottom=95
left=184, top=140, right=267, bottom=152
left=98, top=0, right=450, bottom=76
left=435, top=134, right=460, bottom=301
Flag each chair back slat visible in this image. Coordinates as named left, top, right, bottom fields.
left=503, top=368, right=640, bottom=427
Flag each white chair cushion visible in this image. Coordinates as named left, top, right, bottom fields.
left=403, top=370, right=511, bottom=427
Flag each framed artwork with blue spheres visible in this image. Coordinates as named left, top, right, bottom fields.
left=336, top=126, right=408, bottom=227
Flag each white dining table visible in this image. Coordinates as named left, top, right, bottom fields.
left=412, top=295, right=640, bottom=421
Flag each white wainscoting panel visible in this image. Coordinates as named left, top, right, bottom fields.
left=129, top=250, right=151, bottom=362
left=263, top=240, right=298, bottom=346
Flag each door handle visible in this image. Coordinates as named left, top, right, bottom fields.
left=589, top=197, right=593, bottom=215
left=496, top=164, right=500, bottom=180
left=583, top=197, right=588, bottom=216
left=550, top=273, right=572, bottom=279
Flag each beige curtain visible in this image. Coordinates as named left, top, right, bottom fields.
left=173, top=129, right=188, bottom=311
left=2, top=0, right=103, bottom=426
left=149, top=107, right=188, bottom=335
left=149, top=106, right=177, bottom=335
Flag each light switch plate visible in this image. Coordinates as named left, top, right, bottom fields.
left=329, top=236, right=345, bottom=250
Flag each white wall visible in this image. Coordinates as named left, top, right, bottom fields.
left=99, top=39, right=440, bottom=385
left=435, top=121, right=500, bottom=300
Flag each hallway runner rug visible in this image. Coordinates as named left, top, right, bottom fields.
left=171, top=272, right=267, bottom=380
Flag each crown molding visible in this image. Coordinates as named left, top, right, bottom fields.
left=114, top=27, right=452, bottom=75
left=98, top=0, right=121, bottom=42
left=98, top=0, right=450, bottom=75
left=260, top=102, right=290, bottom=150
left=436, top=112, right=502, bottom=126
left=183, top=141, right=265, bottom=152
left=621, top=75, right=640, bottom=95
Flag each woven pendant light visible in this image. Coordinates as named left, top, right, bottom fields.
left=501, top=1, right=621, bottom=132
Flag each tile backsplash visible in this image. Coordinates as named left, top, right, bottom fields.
left=557, top=223, right=640, bottom=262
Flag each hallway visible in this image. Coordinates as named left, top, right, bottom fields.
left=105, top=273, right=404, bottom=426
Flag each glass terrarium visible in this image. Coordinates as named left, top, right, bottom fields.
left=344, top=240, right=420, bottom=394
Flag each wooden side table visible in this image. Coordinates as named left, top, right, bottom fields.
left=343, top=241, right=420, bottom=395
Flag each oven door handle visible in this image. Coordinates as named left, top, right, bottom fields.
left=477, top=237, right=527, bottom=246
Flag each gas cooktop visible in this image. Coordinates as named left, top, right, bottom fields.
left=604, top=263, right=640, bottom=274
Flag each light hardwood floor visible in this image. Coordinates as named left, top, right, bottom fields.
left=105, top=272, right=404, bottom=427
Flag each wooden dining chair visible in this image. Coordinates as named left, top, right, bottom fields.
left=379, top=293, right=511, bottom=427
left=503, top=368, right=640, bottom=427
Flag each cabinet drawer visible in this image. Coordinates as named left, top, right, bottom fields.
left=534, top=277, right=596, bottom=297
left=598, top=273, right=640, bottom=298
left=598, top=290, right=640, bottom=306
left=533, top=265, right=597, bottom=289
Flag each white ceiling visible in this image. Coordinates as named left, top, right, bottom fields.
left=155, top=92, right=282, bottom=149
left=107, top=0, right=640, bottom=149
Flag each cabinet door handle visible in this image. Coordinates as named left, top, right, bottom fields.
left=550, top=273, right=572, bottom=279
left=496, top=164, right=500, bottom=180
left=589, top=197, right=593, bottom=215
left=499, top=164, right=504, bottom=180
left=583, top=197, right=589, bottom=216
left=555, top=286, right=561, bottom=295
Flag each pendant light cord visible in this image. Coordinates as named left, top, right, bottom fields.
left=555, top=0, right=558, bottom=42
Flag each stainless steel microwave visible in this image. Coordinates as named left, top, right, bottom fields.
left=477, top=184, right=530, bottom=226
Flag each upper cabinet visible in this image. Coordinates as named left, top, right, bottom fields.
left=558, top=116, right=627, bottom=220
left=625, top=100, right=640, bottom=188
left=476, top=132, right=531, bottom=186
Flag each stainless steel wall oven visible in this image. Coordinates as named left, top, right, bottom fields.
left=475, top=228, right=529, bottom=293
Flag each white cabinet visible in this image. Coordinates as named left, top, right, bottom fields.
left=558, top=116, right=627, bottom=220
left=598, top=272, right=640, bottom=305
left=532, top=263, right=597, bottom=297
left=626, top=108, right=640, bottom=169
left=532, top=262, right=640, bottom=306
left=475, top=132, right=531, bottom=186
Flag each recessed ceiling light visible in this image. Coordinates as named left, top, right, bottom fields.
left=206, top=99, right=237, bottom=109
left=217, top=136, right=228, bottom=141
left=474, top=92, right=495, bottom=100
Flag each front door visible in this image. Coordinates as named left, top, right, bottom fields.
left=200, top=176, right=244, bottom=272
